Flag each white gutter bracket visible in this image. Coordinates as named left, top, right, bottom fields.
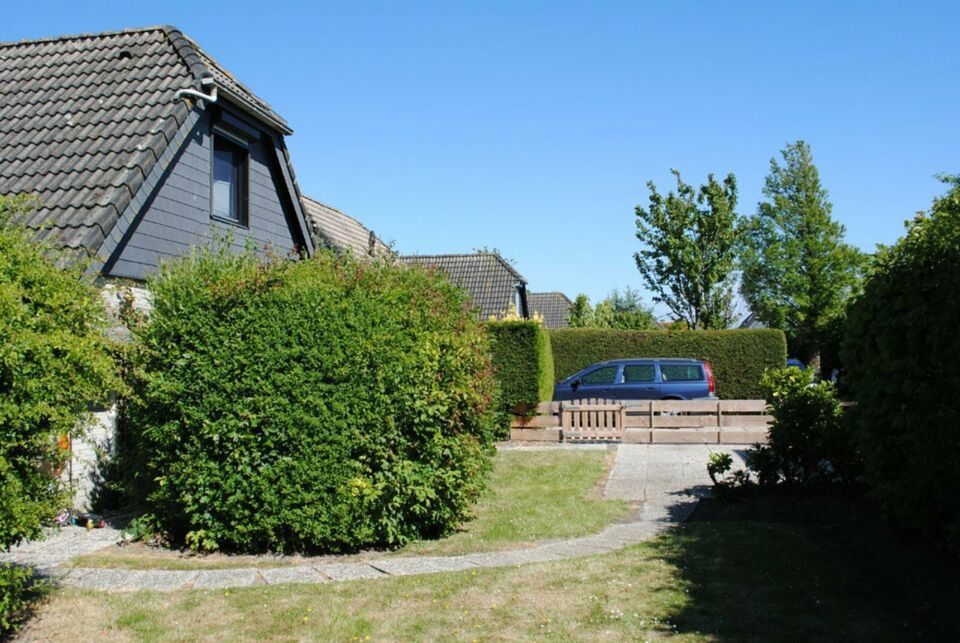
left=173, top=76, right=217, bottom=104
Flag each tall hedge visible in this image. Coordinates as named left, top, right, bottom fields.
left=0, top=195, right=119, bottom=634
left=125, top=247, right=499, bottom=553
left=485, top=320, right=554, bottom=414
left=0, top=195, right=119, bottom=549
left=843, top=180, right=960, bottom=551
left=549, top=328, right=786, bottom=399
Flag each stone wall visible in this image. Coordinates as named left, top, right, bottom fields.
left=66, top=284, right=152, bottom=511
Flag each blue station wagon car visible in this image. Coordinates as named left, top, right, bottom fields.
left=553, top=358, right=716, bottom=401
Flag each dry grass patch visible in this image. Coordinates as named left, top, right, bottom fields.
left=19, top=522, right=910, bottom=641
left=67, top=449, right=628, bottom=571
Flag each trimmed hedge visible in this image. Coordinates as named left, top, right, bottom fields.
left=843, top=180, right=960, bottom=551
left=549, top=328, right=786, bottom=399
left=125, top=247, right=499, bottom=553
left=485, top=320, right=554, bottom=414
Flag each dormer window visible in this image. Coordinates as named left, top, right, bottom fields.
left=211, top=131, right=248, bottom=225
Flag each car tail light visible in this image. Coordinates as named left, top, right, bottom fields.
left=705, top=362, right=716, bottom=394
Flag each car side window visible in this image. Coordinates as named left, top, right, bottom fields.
left=659, top=364, right=704, bottom=382
left=580, top=366, right=618, bottom=385
left=622, top=364, right=655, bottom=383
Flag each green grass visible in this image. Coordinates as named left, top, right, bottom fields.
left=68, top=449, right=629, bottom=570
left=22, top=522, right=920, bottom=641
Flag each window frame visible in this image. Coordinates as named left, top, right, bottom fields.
left=210, top=126, right=250, bottom=227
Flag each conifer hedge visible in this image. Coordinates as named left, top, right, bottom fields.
left=485, top=320, right=554, bottom=415
left=549, top=328, right=786, bottom=399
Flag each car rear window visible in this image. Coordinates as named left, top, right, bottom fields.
left=660, top=364, right=704, bottom=382
left=580, top=366, right=618, bottom=385
left=623, top=364, right=655, bottom=382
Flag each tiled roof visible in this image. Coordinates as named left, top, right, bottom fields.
left=0, top=26, right=290, bottom=255
left=400, top=253, right=527, bottom=319
left=528, top=291, right=573, bottom=328
left=302, top=195, right=390, bottom=257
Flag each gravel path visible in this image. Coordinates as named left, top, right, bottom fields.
left=1, top=444, right=747, bottom=592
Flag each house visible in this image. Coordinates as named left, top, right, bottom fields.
left=400, top=253, right=529, bottom=319
left=302, top=195, right=390, bottom=258
left=0, top=26, right=316, bottom=283
left=528, top=291, right=573, bottom=329
left=0, top=25, right=324, bottom=509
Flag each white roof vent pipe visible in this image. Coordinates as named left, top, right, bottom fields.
left=173, top=76, right=217, bottom=104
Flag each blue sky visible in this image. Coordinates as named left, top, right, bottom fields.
left=6, top=1, right=958, bottom=313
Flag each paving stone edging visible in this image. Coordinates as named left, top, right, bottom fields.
left=3, top=444, right=741, bottom=592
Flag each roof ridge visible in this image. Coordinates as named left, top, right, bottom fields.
left=0, top=25, right=171, bottom=49
left=160, top=26, right=211, bottom=86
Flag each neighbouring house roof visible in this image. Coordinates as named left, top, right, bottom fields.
left=737, top=312, right=766, bottom=329
left=528, top=291, right=573, bottom=329
left=400, top=253, right=528, bottom=319
left=0, top=25, right=310, bottom=262
left=301, top=195, right=390, bottom=258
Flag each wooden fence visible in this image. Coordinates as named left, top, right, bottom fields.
left=510, top=399, right=772, bottom=444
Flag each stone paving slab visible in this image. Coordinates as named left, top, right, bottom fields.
left=6, top=444, right=747, bottom=592
left=191, top=568, right=258, bottom=590
left=257, top=565, right=329, bottom=586
left=68, top=568, right=198, bottom=592
left=316, top=562, right=386, bottom=581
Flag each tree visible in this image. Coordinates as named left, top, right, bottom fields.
left=565, top=288, right=657, bottom=330
left=634, top=170, right=739, bottom=329
left=606, top=287, right=657, bottom=330
left=567, top=294, right=594, bottom=327
left=739, top=141, right=865, bottom=364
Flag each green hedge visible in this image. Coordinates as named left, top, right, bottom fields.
left=843, top=180, right=960, bottom=551
left=0, top=195, right=119, bottom=551
left=125, top=247, right=498, bottom=554
left=549, top=328, right=786, bottom=399
left=485, top=321, right=554, bottom=414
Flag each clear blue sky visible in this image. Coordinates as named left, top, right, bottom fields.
left=6, top=1, right=958, bottom=313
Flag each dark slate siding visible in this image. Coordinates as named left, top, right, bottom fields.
left=106, top=109, right=302, bottom=280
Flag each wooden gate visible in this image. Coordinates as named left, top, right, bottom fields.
left=560, top=399, right=624, bottom=442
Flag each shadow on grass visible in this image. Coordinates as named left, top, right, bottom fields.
left=650, top=489, right=960, bottom=641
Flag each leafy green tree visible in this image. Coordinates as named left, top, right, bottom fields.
left=606, top=287, right=657, bottom=330
left=739, top=141, right=865, bottom=364
left=567, top=293, right=594, bottom=327
left=566, top=289, right=657, bottom=330
left=634, top=170, right=739, bottom=329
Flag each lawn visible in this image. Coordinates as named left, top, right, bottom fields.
left=19, top=520, right=933, bottom=641
left=67, top=449, right=630, bottom=570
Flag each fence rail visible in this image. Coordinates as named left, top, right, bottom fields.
left=509, top=398, right=772, bottom=444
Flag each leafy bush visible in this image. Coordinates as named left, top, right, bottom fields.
left=751, top=367, right=859, bottom=486
left=707, top=367, right=858, bottom=495
left=0, top=195, right=119, bottom=550
left=0, top=563, right=43, bottom=635
left=549, top=328, right=786, bottom=399
left=843, top=179, right=960, bottom=550
left=485, top=320, right=554, bottom=416
left=125, top=246, right=499, bottom=553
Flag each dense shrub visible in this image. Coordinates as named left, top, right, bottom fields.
left=0, top=564, right=41, bottom=634
left=125, top=246, right=499, bottom=553
left=485, top=320, right=554, bottom=416
left=843, top=179, right=960, bottom=550
left=0, top=195, right=119, bottom=550
left=708, top=367, right=859, bottom=494
left=549, top=328, right=786, bottom=399
left=0, top=195, right=118, bottom=635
